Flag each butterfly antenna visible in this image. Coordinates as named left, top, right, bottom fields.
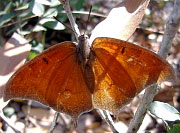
left=84, top=5, right=92, bottom=35
left=53, top=16, right=78, bottom=36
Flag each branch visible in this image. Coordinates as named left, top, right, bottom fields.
left=127, top=0, right=180, bottom=132
left=23, top=100, right=32, bottom=133
left=0, top=111, right=21, bottom=133
left=48, top=112, right=60, bottom=133
left=0, top=15, right=36, bottom=29
left=59, top=0, right=80, bottom=41
left=158, top=0, right=180, bottom=57
left=97, top=109, right=119, bottom=133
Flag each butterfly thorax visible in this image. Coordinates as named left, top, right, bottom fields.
left=77, top=35, right=91, bottom=65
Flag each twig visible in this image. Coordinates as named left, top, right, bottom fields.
left=0, top=15, right=36, bottom=29
left=48, top=112, right=60, bottom=133
left=0, top=110, right=21, bottom=133
left=58, top=113, right=68, bottom=129
left=158, top=0, right=180, bottom=58
left=23, top=100, right=32, bottom=133
left=61, top=10, right=107, bottom=18
left=127, top=84, right=160, bottom=132
left=98, top=109, right=119, bottom=133
left=59, top=0, right=80, bottom=41
left=127, top=0, right=180, bottom=132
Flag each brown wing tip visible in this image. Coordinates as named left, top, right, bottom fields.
left=3, top=87, right=12, bottom=102
left=158, top=64, right=177, bottom=84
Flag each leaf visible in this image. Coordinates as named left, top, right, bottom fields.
left=15, top=3, right=29, bottom=11
left=29, top=40, right=44, bottom=54
left=29, top=0, right=45, bottom=16
left=39, top=18, right=65, bottom=30
left=3, top=107, right=15, bottom=117
left=35, top=0, right=51, bottom=5
left=75, top=0, right=84, bottom=10
left=19, top=30, right=31, bottom=36
left=33, top=25, right=47, bottom=32
left=28, top=50, right=39, bottom=60
left=90, top=0, right=150, bottom=43
left=148, top=101, right=180, bottom=121
left=0, top=2, right=13, bottom=16
left=0, top=12, right=16, bottom=26
left=43, top=8, right=58, bottom=18
left=50, top=0, right=61, bottom=7
left=0, top=33, right=31, bottom=110
left=169, top=124, right=180, bottom=133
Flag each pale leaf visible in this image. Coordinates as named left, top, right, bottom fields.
left=0, top=33, right=31, bottom=110
left=90, top=0, right=150, bottom=44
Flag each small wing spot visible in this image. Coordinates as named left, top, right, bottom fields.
left=127, top=58, right=133, bottom=62
left=64, top=91, right=71, bottom=99
left=121, top=47, right=125, bottom=54
left=43, top=58, right=48, bottom=64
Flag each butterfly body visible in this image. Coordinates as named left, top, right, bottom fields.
left=4, top=37, right=175, bottom=119
left=77, top=35, right=91, bottom=64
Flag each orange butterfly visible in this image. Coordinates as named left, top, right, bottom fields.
left=4, top=35, right=175, bottom=120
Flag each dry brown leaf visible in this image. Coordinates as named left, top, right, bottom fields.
left=0, top=32, right=31, bottom=109
left=90, top=0, right=150, bottom=43
left=153, top=87, right=177, bottom=104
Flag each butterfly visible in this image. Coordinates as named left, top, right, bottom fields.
left=3, top=35, right=175, bottom=120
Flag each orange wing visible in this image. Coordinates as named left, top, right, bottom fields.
left=91, top=37, right=175, bottom=114
left=4, top=42, right=92, bottom=119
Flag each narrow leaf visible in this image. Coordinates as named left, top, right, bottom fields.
left=33, top=25, right=47, bottom=32
left=39, top=18, right=65, bottom=30
left=149, top=101, right=180, bottom=121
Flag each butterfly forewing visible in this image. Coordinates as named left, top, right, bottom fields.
left=91, top=37, right=175, bottom=113
left=4, top=42, right=92, bottom=118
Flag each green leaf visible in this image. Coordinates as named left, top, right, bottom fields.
left=39, top=18, right=65, bottom=30
left=33, top=25, right=47, bottom=32
left=75, top=0, right=84, bottom=10
left=19, top=12, right=34, bottom=19
left=149, top=101, right=180, bottom=121
left=19, top=30, right=31, bottom=36
left=3, top=107, right=15, bottom=117
left=2, top=2, right=13, bottom=15
left=0, top=11, right=5, bottom=16
left=0, top=12, right=16, bottom=26
left=15, top=3, right=29, bottom=11
left=43, top=8, right=58, bottom=18
left=29, top=40, right=44, bottom=53
left=50, top=0, right=61, bottom=7
left=30, top=0, right=45, bottom=16
left=28, top=50, right=40, bottom=60
left=36, top=0, right=51, bottom=6
left=168, top=124, right=180, bottom=133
